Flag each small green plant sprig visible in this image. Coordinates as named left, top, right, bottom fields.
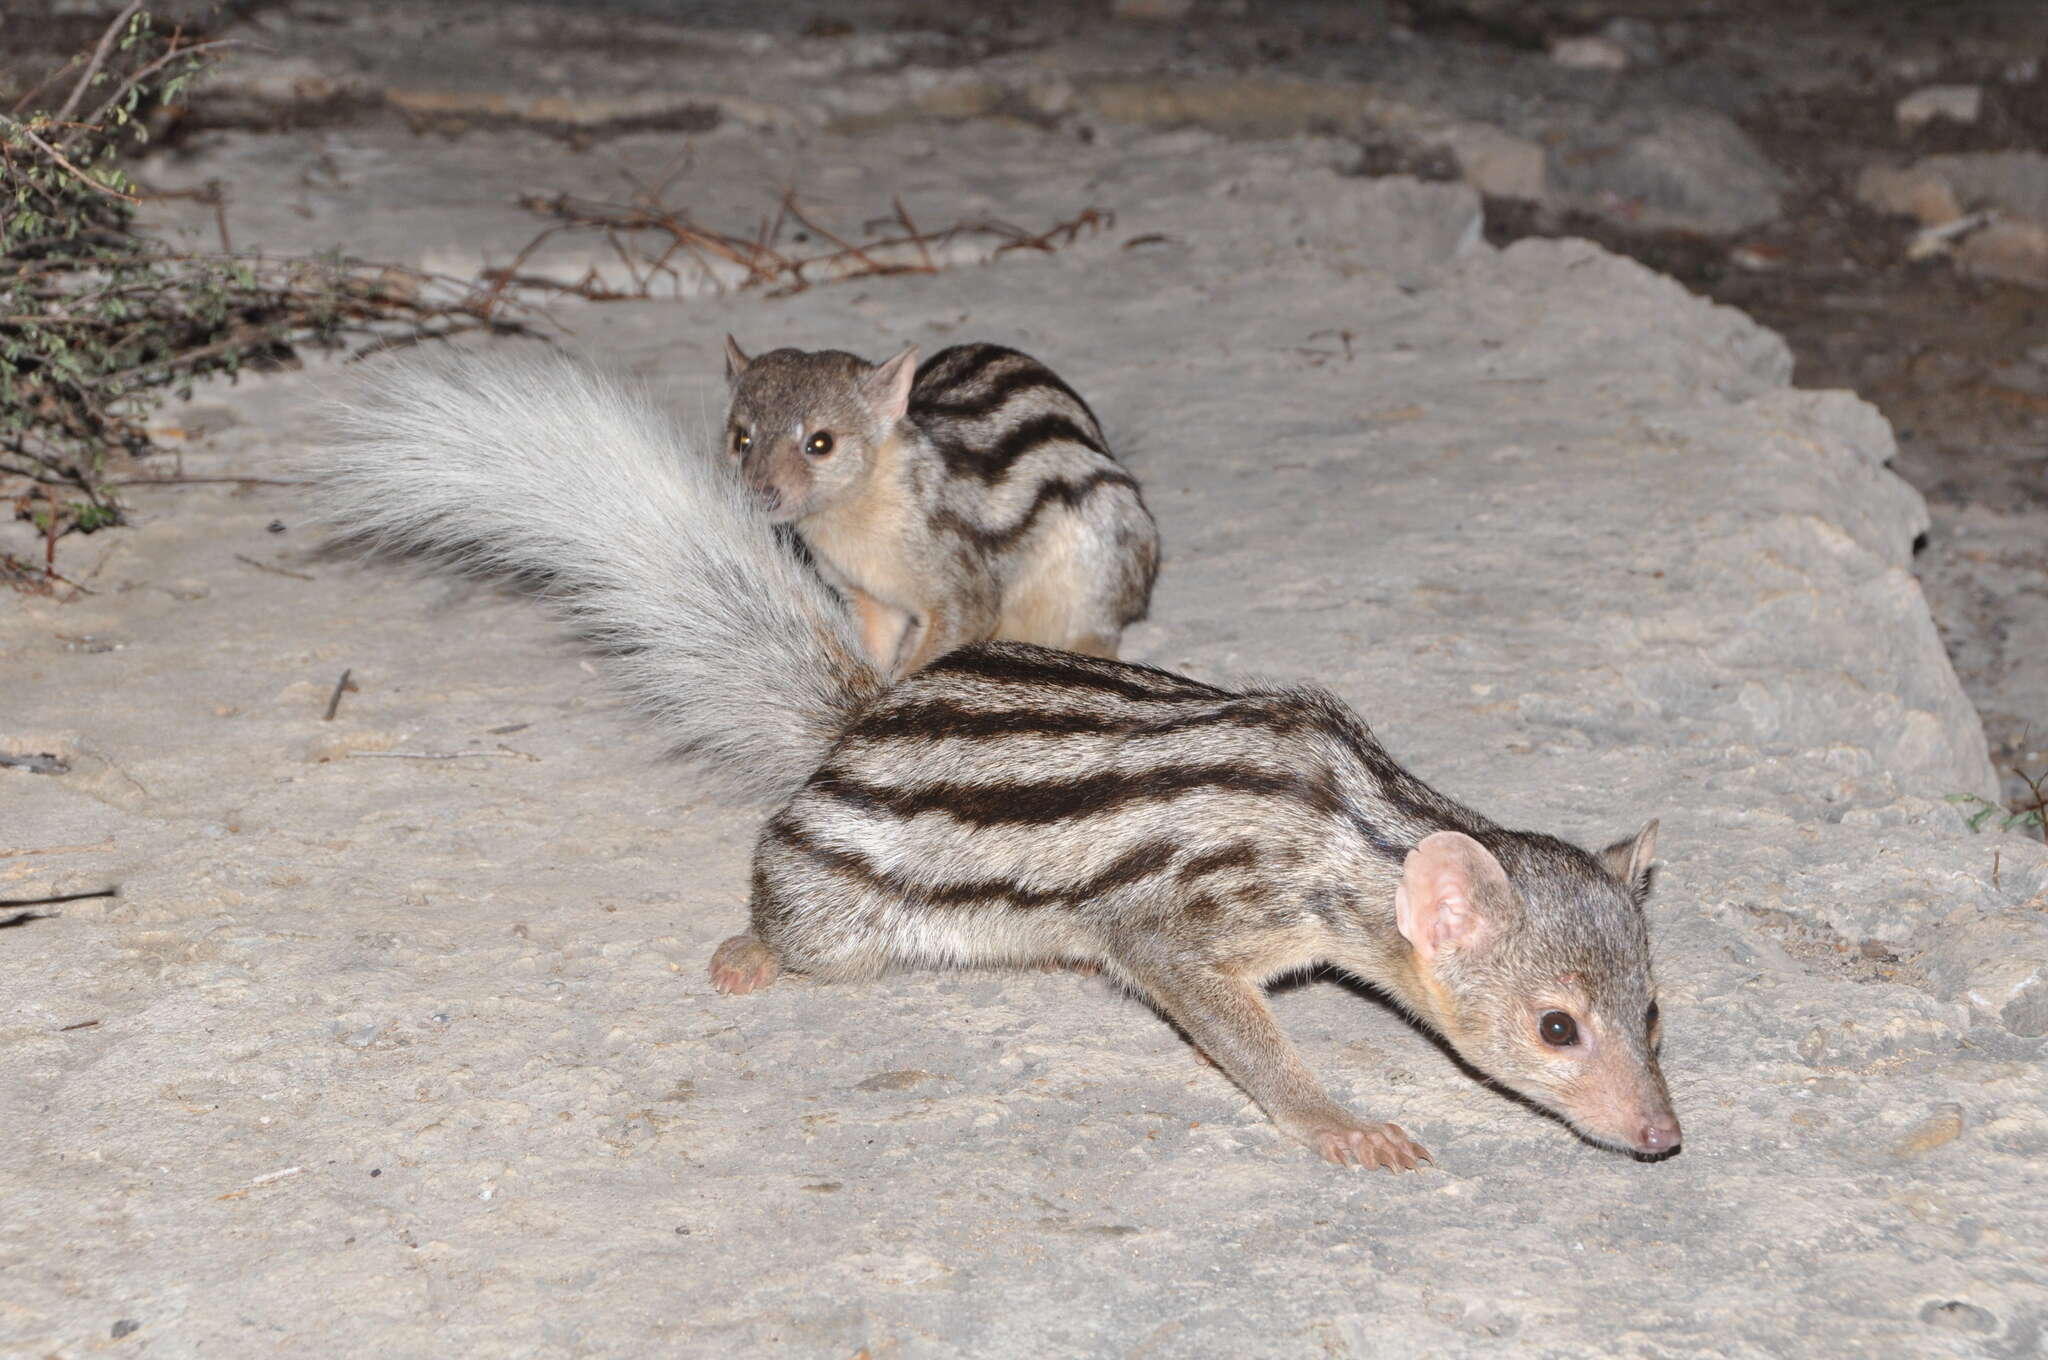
left=1948, top=745, right=2048, bottom=843
left=3, top=4, right=222, bottom=551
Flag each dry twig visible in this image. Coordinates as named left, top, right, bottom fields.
left=233, top=552, right=313, bottom=581
left=489, top=189, right=1110, bottom=301
left=324, top=668, right=355, bottom=721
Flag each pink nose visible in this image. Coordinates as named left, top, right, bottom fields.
left=1636, top=1115, right=1682, bottom=1154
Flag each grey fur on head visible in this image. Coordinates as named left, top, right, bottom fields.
left=309, top=347, right=882, bottom=802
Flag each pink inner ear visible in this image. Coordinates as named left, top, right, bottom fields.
left=1398, top=833, right=1500, bottom=960
left=1397, top=858, right=1472, bottom=959
left=863, top=347, right=919, bottom=427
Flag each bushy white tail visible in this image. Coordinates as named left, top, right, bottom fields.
left=313, top=349, right=883, bottom=803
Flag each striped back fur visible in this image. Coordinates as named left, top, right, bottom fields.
left=912, top=343, right=1114, bottom=483
left=771, top=640, right=1654, bottom=1006
left=912, top=343, right=1158, bottom=630
left=751, top=641, right=1497, bottom=975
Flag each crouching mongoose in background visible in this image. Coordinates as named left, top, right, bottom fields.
left=723, top=339, right=1159, bottom=677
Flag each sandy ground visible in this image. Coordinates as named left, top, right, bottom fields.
left=5, top=6, right=2048, bottom=1357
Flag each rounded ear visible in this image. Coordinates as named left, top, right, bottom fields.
left=723, top=335, right=752, bottom=384
left=859, top=344, right=920, bottom=427
left=1598, top=818, right=1659, bottom=907
left=1395, top=831, right=1511, bottom=963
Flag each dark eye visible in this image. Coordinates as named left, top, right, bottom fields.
left=805, top=431, right=834, bottom=457
left=1645, top=1000, right=1660, bottom=1034
left=1539, top=1011, right=1580, bottom=1047
left=732, top=428, right=752, bottom=455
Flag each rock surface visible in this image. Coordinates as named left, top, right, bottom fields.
left=167, top=0, right=1792, bottom=237
left=4, top=5, right=2046, bottom=1357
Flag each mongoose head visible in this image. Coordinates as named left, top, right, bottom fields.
left=1394, top=822, right=1681, bottom=1157
left=722, top=338, right=919, bottom=524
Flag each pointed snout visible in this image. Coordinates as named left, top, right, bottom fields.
left=1632, top=1111, right=1682, bottom=1156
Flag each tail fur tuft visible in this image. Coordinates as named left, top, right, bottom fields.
left=311, top=348, right=883, bottom=802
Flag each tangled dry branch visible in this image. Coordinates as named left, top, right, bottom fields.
left=1, top=6, right=541, bottom=585
left=486, top=188, right=1112, bottom=301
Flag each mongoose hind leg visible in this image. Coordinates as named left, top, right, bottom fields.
left=710, top=934, right=782, bottom=995
left=1070, top=631, right=1122, bottom=660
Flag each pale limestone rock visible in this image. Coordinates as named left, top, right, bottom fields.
left=1853, top=163, right=1963, bottom=227
left=1897, top=84, right=1984, bottom=132
left=1957, top=216, right=2048, bottom=288
left=1550, top=35, right=1631, bottom=71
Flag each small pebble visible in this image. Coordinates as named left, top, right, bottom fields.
left=1919, top=1299, right=1996, bottom=1334
left=1891, top=1102, right=1965, bottom=1158
left=855, top=1069, right=940, bottom=1092
left=1896, top=85, right=1982, bottom=132
left=1550, top=35, right=1629, bottom=70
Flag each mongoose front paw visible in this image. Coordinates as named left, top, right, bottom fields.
left=1303, top=1120, right=1432, bottom=1172
left=710, top=934, right=781, bottom=995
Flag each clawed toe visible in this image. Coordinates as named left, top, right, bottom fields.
left=1309, top=1122, right=1432, bottom=1172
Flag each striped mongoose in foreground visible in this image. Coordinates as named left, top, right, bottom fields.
left=317, top=351, right=1682, bottom=1171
